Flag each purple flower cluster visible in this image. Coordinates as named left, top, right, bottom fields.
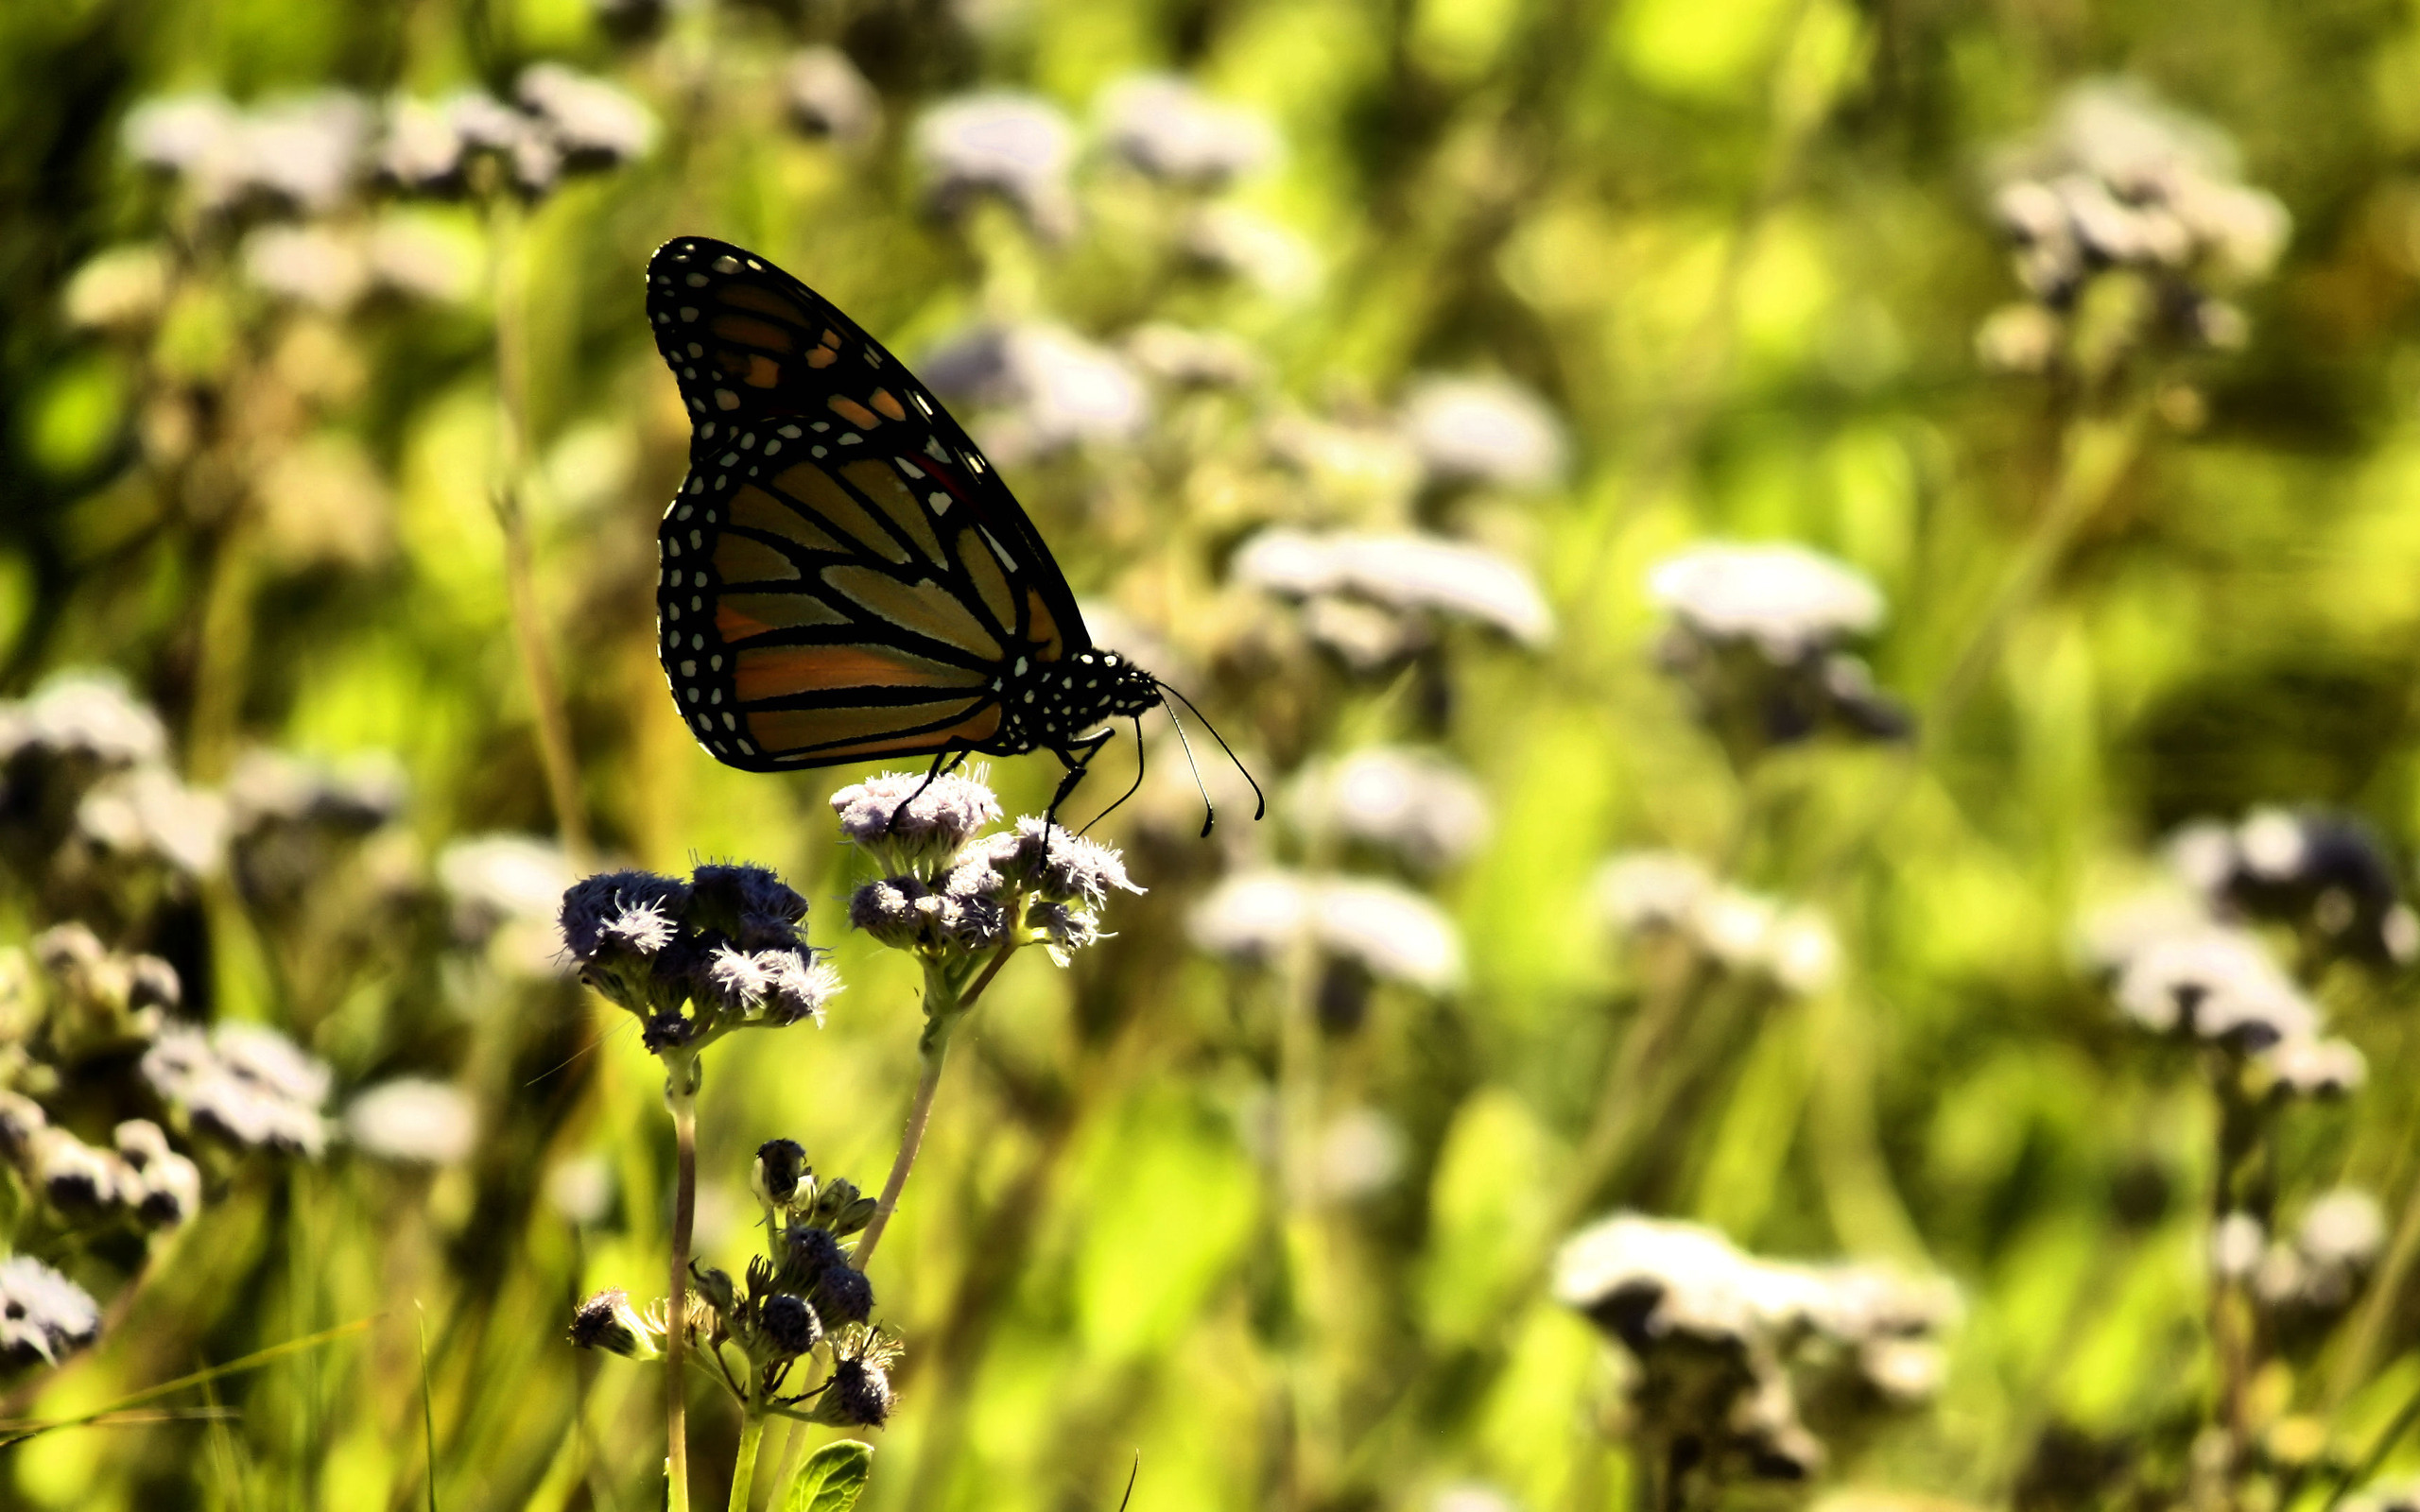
left=576, top=1134, right=894, bottom=1426
left=559, top=862, right=840, bottom=1055
left=833, top=775, right=1141, bottom=968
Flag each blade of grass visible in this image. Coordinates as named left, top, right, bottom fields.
left=0, top=1316, right=373, bottom=1447
left=418, top=1303, right=441, bottom=1512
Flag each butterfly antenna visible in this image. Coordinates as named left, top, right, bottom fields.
left=1156, top=681, right=1266, bottom=824
left=1117, top=1452, right=1140, bottom=1512
left=1080, top=716, right=1150, bottom=836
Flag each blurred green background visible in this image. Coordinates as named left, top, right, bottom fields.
left=9, top=0, right=2420, bottom=1506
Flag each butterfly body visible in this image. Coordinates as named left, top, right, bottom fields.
left=644, top=236, right=1163, bottom=796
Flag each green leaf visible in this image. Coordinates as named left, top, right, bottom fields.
left=780, top=1440, right=874, bottom=1512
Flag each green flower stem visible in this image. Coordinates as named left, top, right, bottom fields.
left=727, top=1412, right=767, bottom=1512
left=855, top=941, right=1018, bottom=1271
left=666, top=1054, right=701, bottom=1512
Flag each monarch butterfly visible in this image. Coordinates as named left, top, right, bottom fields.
left=644, top=235, right=1255, bottom=828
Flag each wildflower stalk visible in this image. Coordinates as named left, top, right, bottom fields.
left=856, top=941, right=1017, bottom=1270
left=666, top=1052, right=701, bottom=1512
left=727, top=1413, right=767, bottom=1512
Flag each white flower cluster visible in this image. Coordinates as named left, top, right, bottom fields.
left=439, top=833, right=579, bottom=978
left=786, top=48, right=881, bottom=145
left=126, top=69, right=654, bottom=215
left=836, top=772, right=1141, bottom=969
left=1233, top=527, right=1555, bottom=668
left=0, top=672, right=228, bottom=885
left=1981, top=78, right=2290, bottom=368
left=915, top=92, right=1081, bottom=239
left=125, top=91, right=371, bottom=213
left=378, top=65, right=656, bottom=196
left=908, top=72, right=1307, bottom=296
left=1288, top=747, right=1491, bottom=874
left=2211, top=1189, right=2386, bottom=1313
left=1648, top=543, right=1883, bottom=662
left=916, top=322, right=1149, bottom=460
left=2167, top=807, right=2419, bottom=966
left=345, top=1077, right=478, bottom=1166
left=1398, top=375, right=1567, bottom=491
left=142, top=1021, right=333, bottom=1158
left=1555, top=1214, right=1957, bottom=1478
left=1596, top=851, right=1839, bottom=995
left=0, top=1095, right=201, bottom=1229
left=1099, top=75, right=1277, bottom=187
left=1190, top=869, right=1463, bottom=993
left=1992, top=80, right=2290, bottom=301
left=2079, top=890, right=2362, bottom=1092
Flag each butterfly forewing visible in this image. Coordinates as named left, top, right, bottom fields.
left=647, top=236, right=1099, bottom=772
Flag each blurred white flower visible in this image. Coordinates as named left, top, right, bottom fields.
left=144, top=1022, right=331, bottom=1157
left=916, top=92, right=1078, bottom=239
left=77, top=765, right=227, bottom=878
left=0, top=671, right=167, bottom=768
left=1290, top=747, right=1490, bottom=872
left=242, top=224, right=370, bottom=312
left=546, top=1154, right=614, bottom=1226
left=516, top=63, right=656, bottom=167
left=1184, top=205, right=1320, bottom=297
left=62, top=245, right=170, bottom=331
left=1649, top=542, right=1883, bottom=661
left=438, top=833, right=576, bottom=974
left=919, top=323, right=1148, bottom=456
left=367, top=214, right=481, bottom=302
left=2073, top=889, right=2211, bottom=972
left=1098, top=74, right=1276, bottom=186
left=226, top=747, right=406, bottom=833
left=1432, top=1485, right=1518, bottom=1512
left=1317, top=1107, right=1406, bottom=1199
left=378, top=95, right=465, bottom=187
left=1596, top=850, right=1715, bottom=933
left=345, top=1078, right=477, bottom=1165
left=2259, top=1035, right=2366, bottom=1097
left=1233, top=528, right=1554, bottom=647
left=2299, top=1188, right=2386, bottom=1271
left=1190, top=869, right=1463, bottom=990
left=242, top=93, right=372, bottom=210
left=126, top=91, right=370, bottom=213
left=1400, top=375, right=1566, bottom=490
left=1990, top=78, right=2291, bottom=305
left=1124, top=323, right=1260, bottom=388
left=2113, top=925, right=2315, bottom=1046
left=1596, top=851, right=1836, bottom=992
left=786, top=47, right=881, bottom=144
left=2211, top=1211, right=2265, bottom=1280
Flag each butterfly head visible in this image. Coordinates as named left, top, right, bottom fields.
left=1079, top=648, right=1165, bottom=719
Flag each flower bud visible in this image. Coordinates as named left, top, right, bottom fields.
left=752, top=1139, right=807, bottom=1208
left=782, top=1223, right=847, bottom=1293
left=569, top=1288, right=664, bottom=1360
left=812, top=1261, right=874, bottom=1326
left=812, top=1177, right=862, bottom=1225
left=759, top=1293, right=823, bottom=1359
left=690, top=1263, right=737, bottom=1318
left=812, top=1357, right=894, bottom=1427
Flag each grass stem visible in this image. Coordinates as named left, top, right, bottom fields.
left=667, top=1066, right=700, bottom=1512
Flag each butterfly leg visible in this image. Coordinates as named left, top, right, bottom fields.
left=885, top=747, right=975, bottom=835
left=1043, top=730, right=1116, bottom=836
